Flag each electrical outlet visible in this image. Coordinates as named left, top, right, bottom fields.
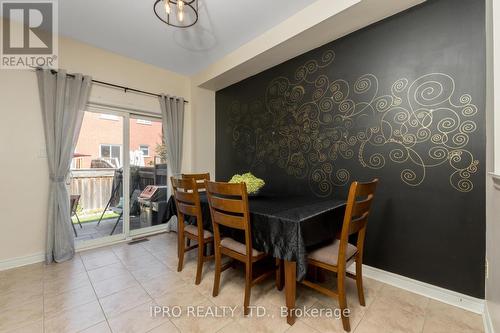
left=38, top=146, right=47, bottom=158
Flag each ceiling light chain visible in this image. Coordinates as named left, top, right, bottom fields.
left=154, top=0, right=198, bottom=28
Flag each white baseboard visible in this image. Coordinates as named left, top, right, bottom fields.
left=348, top=264, right=485, bottom=314
left=0, top=252, right=45, bottom=271
left=483, top=303, right=495, bottom=333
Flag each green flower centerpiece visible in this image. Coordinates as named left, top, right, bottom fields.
left=229, top=172, right=265, bottom=196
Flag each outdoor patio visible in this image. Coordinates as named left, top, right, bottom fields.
left=74, top=216, right=146, bottom=242
left=73, top=218, right=123, bottom=241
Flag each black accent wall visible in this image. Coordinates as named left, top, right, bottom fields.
left=216, top=0, right=485, bottom=298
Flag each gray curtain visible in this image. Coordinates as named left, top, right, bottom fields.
left=37, top=69, right=92, bottom=263
left=159, top=94, right=185, bottom=176
left=159, top=94, right=184, bottom=232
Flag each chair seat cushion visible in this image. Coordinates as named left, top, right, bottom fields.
left=220, top=237, right=263, bottom=257
left=184, top=224, right=213, bottom=239
left=307, top=240, right=358, bottom=266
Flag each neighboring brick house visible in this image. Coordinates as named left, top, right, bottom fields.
left=73, top=112, right=163, bottom=169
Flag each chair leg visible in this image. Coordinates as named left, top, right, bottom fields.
left=195, top=239, right=204, bottom=285
left=212, top=246, right=222, bottom=297
left=71, top=219, right=77, bottom=237
left=178, top=233, right=185, bottom=272
left=338, top=272, right=351, bottom=332
left=275, top=258, right=284, bottom=291
left=355, top=257, right=366, bottom=306
left=109, top=211, right=123, bottom=236
left=75, top=214, right=83, bottom=228
left=244, top=261, right=252, bottom=316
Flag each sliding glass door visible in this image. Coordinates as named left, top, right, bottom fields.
left=128, top=115, right=169, bottom=236
left=70, top=110, right=125, bottom=245
left=70, top=107, right=167, bottom=248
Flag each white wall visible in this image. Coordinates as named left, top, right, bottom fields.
left=0, top=21, right=191, bottom=264
left=190, top=84, right=216, bottom=177
left=486, top=0, right=500, bottom=331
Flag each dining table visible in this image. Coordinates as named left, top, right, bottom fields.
left=164, top=192, right=346, bottom=325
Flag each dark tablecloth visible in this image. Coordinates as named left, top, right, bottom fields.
left=165, top=193, right=346, bottom=280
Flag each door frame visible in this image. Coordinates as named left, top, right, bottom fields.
left=74, top=102, right=168, bottom=252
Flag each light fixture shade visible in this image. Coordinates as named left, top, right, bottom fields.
left=154, top=0, right=198, bottom=28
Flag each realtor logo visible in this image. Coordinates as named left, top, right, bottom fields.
left=1, top=1, right=58, bottom=69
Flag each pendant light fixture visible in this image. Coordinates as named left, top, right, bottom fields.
left=154, top=0, right=199, bottom=28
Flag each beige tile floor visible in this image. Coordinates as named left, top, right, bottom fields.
left=0, top=232, right=485, bottom=333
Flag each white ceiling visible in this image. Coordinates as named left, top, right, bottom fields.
left=58, top=0, right=316, bottom=76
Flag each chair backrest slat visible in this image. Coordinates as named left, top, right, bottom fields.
left=348, top=213, right=369, bottom=235
left=177, top=202, right=198, bottom=216
left=175, top=190, right=196, bottom=205
left=171, top=177, right=200, bottom=218
left=182, top=173, right=210, bottom=191
left=173, top=178, right=198, bottom=192
left=206, top=181, right=246, bottom=196
left=355, top=181, right=378, bottom=198
left=209, top=196, right=245, bottom=214
left=212, top=210, right=246, bottom=230
left=350, top=196, right=374, bottom=222
left=205, top=180, right=253, bottom=256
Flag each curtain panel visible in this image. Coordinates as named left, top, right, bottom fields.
left=159, top=95, right=185, bottom=176
left=159, top=94, right=184, bottom=231
left=37, top=69, right=92, bottom=263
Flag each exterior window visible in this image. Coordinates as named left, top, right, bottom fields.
left=100, top=144, right=121, bottom=167
left=140, top=144, right=150, bottom=157
left=137, top=119, right=152, bottom=125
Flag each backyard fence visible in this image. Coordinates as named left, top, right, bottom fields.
left=69, top=165, right=168, bottom=212
left=70, top=169, right=115, bottom=212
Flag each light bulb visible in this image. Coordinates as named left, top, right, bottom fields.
left=177, top=0, right=185, bottom=11
left=178, top=9, right=184, bottom=22
left=164, top=0, right=171, bottom=14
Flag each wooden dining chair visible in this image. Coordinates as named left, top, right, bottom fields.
left=205, top=180, right=281, bottom=315
left=171, top=176, right=214, bottom=285
left=301, top=179, right=378, bottom=332
left=182, top=173, right=210, bottom=191
left=182, top=173, right=211, bottom=250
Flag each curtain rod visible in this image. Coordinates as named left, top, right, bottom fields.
left=33, top=68, right=189, bottom=103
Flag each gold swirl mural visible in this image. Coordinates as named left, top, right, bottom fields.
left=227, top=50, right=480, bottom=196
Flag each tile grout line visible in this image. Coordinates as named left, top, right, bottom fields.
left=357, top=281, right=388, bottom=331
left=109, top=243, right=172, bottom=332
left=212, top=316, right=237, bottom=333
left=351, top=283, right=381, bottom=333
left=139, top=236, right=201, bottom=333
left=43, top=256, right=100, bottom=332
left=112, top=242, right=163, bottom=295
left=81, top=251, right=115, bottom=333
left=419, top=297, right=432, bottom=333
left=297, top=279, right=382, bottom=333
left=138, top=240, right=187, bottom=333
